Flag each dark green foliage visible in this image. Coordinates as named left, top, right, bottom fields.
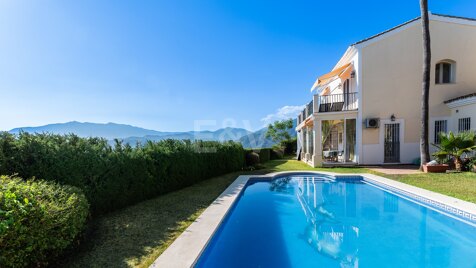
left=0, top=175, right=89, bottom=267
left=432, top=131, right=476, bottom=171
left=270, top=148, right=284, bottom=160
left=281, top=137, right=297, bottom=155
left=245, top=151, right=260, bottom=166
left=0, top=132, right=244, bottom=215
left=265, top=119, right=294, bottom=148
left=257, top=148, right=271, bottom=163
left=244, top=148, right=272, bottom=164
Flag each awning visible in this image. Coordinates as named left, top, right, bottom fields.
left=304, top=117, right=313, bottom=127
left=310, top=63, right=352, bottom=92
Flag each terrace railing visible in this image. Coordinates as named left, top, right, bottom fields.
left=317, top=93, right=358, bottom=113
left=307, top=100, right=314, bottom=115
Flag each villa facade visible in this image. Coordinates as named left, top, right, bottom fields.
left=297, top=13, right=476, bottom=166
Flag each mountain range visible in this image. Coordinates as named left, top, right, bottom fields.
left=8, top=121, right=295, bottom=148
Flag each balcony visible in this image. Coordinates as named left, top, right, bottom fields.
left=297, top=100, right=314, bottom=125
left=316, top=93, right=358, bottom=113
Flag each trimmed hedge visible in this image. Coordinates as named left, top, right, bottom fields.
left=0, top=175, right=89, bottom=267
left=0, top=132, right=245, bottom=215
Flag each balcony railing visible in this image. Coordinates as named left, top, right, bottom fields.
left=297, top=100, right=315, bottom=124
left=306, top=100, right=313, bottom=115
left=317, top=93, right=358, bottom=113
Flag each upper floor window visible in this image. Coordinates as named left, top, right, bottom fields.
left=435, top=60, right=455, bottom=84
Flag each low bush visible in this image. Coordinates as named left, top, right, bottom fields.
left=0, top=132, right=245, bottom=215
left=244, top=148, right=271, bottom=164
left=245, top=151, right=260, bottom=166
left=281, top=137, right=297, bottom=155
left=257, top=148, right=271, bottom=163
left=0, top=175, right=89, bottom=267
left=270, top=148, right=284, bottom=160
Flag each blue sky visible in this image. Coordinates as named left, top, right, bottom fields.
left=1, top=0, right=475, bottom=132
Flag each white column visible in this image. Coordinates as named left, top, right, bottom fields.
left=305, top=127, right=311, bottom=161
left=313, top=119, right=323, bottom=167
left=343, top=118, right=347, bottom=163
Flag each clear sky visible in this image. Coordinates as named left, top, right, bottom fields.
left=1, top=0, right=475, bottom=132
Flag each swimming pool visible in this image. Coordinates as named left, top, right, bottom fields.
left=195, top=175, right=476, bottom=267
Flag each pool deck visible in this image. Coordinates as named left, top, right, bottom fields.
left=150, top=171, right=476, bottom=268
left=369, top=165, right=420, bottom=175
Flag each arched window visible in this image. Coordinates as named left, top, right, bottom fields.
left=435, top=60, right=456, bottom=84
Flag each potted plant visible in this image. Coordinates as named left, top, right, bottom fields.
left=431, top=131, right=476, bottom=172
left=422, top=159, right=449, bottom=173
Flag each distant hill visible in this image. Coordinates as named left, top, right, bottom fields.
left=239, top=119, right=297, bottom=149
left=9, top=122, right=252, bottom=144
left=9, top=120, right=297, bottom=148
left=122, top=127, right=252, bottom=145
left=238, top=127, right=276, bottom=149
left=9, top=121, right=169, bottom=140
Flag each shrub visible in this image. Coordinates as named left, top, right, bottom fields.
left=432, top=131, right=476, bottom=171
left=0, top=175, right=89, bottom=267
left=270, top=148, right=284, bottom=160
left=282, top=137, right=297, bottom=155
left=245, top=151, right=260, bottom=166
left=257, top=148, right=271, bottom=163
left=0, top=132, right=245, bottom=215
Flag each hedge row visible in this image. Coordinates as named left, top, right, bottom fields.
left=0, top=175, right=89, bottom=267
left=0, top=132, right=245, bottom=215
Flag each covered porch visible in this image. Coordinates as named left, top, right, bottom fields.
left=298, top=113, right=358, bottom=167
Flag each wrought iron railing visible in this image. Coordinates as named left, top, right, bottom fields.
left=307, top=100, right=313, bottom=115
left=318, top=93, right=358, bottom=113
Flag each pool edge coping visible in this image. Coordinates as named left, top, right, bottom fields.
left=150, top=171, right=476, bottom=268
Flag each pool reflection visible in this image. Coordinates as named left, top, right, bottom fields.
left=296, top=177, right=359, bottom=267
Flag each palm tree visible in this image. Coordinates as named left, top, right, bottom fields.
left=420, top=0, right=431, bottom=169
left=432, top=131, right=476, bottom=171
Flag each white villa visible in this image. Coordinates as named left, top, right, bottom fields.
left=296, top=13, right=476, bottom=167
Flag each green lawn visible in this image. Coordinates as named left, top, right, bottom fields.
left=60, top=158, right=476, bottom=268
left=261, top=157, right=371, bottom=173
left=384, top=172, right=476, bottom=203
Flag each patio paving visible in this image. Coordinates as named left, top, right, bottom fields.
left=369, top=165, right=421, bottom=175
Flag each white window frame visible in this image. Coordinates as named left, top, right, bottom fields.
left=458, top=117, right=471, bottom=132
left=435, top=60, right=456, bottom=84
left=433, top=119, right=448, bottom=144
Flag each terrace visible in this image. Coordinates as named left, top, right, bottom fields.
left=298, top=93, right=359, bottom=125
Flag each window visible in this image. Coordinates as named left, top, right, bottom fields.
left=458, top=118, right=471, bottom=132
left=435, top=61, right=455, bottom=84
left=434, top=120, right=447, bottom=144
left=343, top=79, right=350, bottom=94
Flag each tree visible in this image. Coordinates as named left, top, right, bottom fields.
left=432, top=131, right=476, bottom=171
left=265, top=119, right=294, bottom=149
left=420, top=0, right=431, bottom=169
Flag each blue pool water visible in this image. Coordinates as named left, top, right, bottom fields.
left=195, top=175, right=476, bottom=268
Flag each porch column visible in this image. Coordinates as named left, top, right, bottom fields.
left=343, top=118, right=347, bottom=163
left=305, top=127, right=311, bottom=161
left=313, top=119, right=323, bottom=167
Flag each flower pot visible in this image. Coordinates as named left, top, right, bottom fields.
left=423, top=164, right=449, bottom=173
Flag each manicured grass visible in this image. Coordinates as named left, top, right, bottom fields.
left=60, top=158, right=476, bottom=267
left=385, top=172, right=476, bottom=203
left=262, top=157, right=371, bottom=173
left=59, top=170, right=269, bottom=268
